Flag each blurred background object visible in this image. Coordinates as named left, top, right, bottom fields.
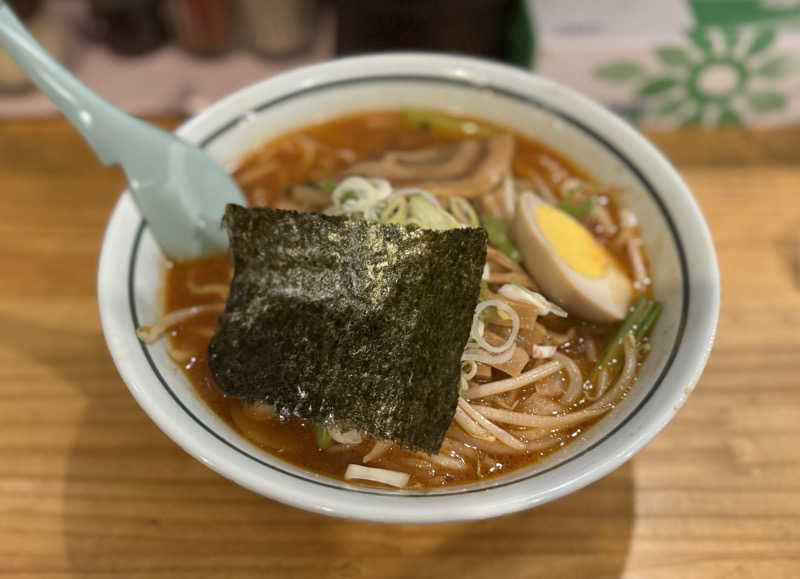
left=170, top=0, right=234, bottom=56
left=0, top=0, right=68, bottom=92
left=518, top=0, right=800, bottom=128
left=0, top=0, right=797, bottom=127
left=0, top=0, right=333, bottom=117
left=89, top=0, right=167, bottom=56
left=335, top=0, right=514, bottom=59
left=240, top=0, right=318, bottom=56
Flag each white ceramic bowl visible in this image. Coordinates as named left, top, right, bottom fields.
left=98, top=53, right=719, bottom=523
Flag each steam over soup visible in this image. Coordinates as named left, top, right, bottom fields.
left=137, top=110, right=661, bottom=490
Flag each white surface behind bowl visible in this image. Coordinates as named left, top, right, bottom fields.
left=98, top=53, right=719, bottom=523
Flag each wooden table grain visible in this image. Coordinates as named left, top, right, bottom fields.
left=1, top=119, right=799, bottom=578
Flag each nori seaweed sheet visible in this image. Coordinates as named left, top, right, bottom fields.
left=208, top=205, right=487, bottom=453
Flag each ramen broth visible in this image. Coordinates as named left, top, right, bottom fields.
left=162, top=111, right=650, bottom=488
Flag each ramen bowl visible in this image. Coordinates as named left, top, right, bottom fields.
left=98, top=53, right=719, bottom=523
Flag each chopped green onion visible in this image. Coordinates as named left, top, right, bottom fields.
left=556, top=195, right=595, bottom=220
left=340, top=191, right=357, bottom=203
left=590, top=297, right=663, bottom=383
left=408, top=195, right=459, bottom=230
left=635, top=301, right=663, bottom=342
left=315, top=424, right=333, bottom=449
left=448, top=197, right=481, bottom=228
left=481, top=215, right=522, bottom=263
left=403, top=109, right=495, bottom=137
left=318, top=180, right=337, bottom=193
left=591, top=297, right=649, bottom=379
left=504, top=283, right=568, bottom=318
left=477, top=308, right=492, bottom=324
left=478, top=280, right=489, bottom=301
left=379, top=196, right=408, bottom=224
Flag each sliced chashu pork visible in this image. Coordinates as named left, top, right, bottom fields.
left=346, top=134, right=515, bottom=198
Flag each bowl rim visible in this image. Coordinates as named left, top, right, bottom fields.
left=98, top=52, right=720, bottom=523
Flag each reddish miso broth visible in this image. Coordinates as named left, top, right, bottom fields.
left=159, top=111, right=654, bottom=489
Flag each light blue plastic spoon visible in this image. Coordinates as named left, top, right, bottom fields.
left=0, top=2, right=246, bottom=259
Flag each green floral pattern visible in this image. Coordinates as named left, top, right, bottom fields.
left=595, top=26, right=793, bottom=126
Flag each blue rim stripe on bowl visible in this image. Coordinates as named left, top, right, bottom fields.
left=128, top=74, right=690, bottom=497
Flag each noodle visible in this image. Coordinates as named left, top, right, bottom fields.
left=586, top=333, right=638, bottom=411
left=555, top=352, right=585, bottom=405
left=229, top=404, right=286, bottom=450
left=453, top=406, right=495, bottom=441
left=394, top=457, right=437, bottom=479
left=587, top=367, right=611, bottom=401
left=187, top=280, right=230, bottom=299
left=494, top=391, right=521, bottom=410
left=584, top=337, right=598, bottom=362
left=242, top=402, right=277, bottom=421
left=337, top=148, right=357, bottom=164
left=441, top=437, right=478, bottom=461
left=538, top=155, right=569, bottom=186
left=294, top=134, right=320, bottom=173
left=458, top=399, right=526, bottom=450
left=521, top=394, right=564, bottom=416
left=610, top=206, right=637, bottom=250
left=536, top=372, right=565, bottom=397
left=414, top=451, right=469, bottom=472
left=589, top=203, right=617, bottom=235
left=626, top=237, right=650, bottom=289
left=447, top=426, right=563, bottom=455
left=464, top=360, right=562, bottom=400
left=363, top=440, right=392, bottom=463
left=324, top=443, right=356, bottom=454
left=529, top=172, right=557, bottom=202
left=237, top=159, right=278, bottom=187
left=167, top=348, right=193, bottom=364
left=136, top=303, right=224, bottom=344
left=559, top=177, right=585, bottom=197
left=469, top=404, right=606, bottom=430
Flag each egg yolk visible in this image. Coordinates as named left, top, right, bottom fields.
left=535, top=205, right=608, bottom=279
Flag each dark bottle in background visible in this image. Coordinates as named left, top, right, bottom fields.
left=335, top=0, right=515, bottom=59
left=170, top=0, right=234, bottom=56
left=7, top=0, right=43, bottom=20
left=239, top=0, right=319, bottom=56
left=89, top=0, right=168, bottom=56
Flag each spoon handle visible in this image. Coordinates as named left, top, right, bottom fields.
left=0, top=2, right=126, bottom=165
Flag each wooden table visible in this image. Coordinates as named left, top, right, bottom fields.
left=2, top=120, right=798, bottom=578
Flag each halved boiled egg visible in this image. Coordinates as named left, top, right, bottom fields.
left=511, top=192, right=633, bottom=323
